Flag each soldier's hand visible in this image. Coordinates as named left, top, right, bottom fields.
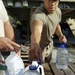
left=29, top=45, right=42, bottom=63
left=59, top=35, right=67, bottom=43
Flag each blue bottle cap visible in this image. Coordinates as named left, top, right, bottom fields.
left=60, top=43, right=66, bottom=48
left=29, top=64, right=39, bottom=70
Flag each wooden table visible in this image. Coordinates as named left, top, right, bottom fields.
left=44, top=62, right=75, bottom=75
left=25, top=62, right=75, bottom=75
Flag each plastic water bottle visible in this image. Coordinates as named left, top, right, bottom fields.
left=56, top=44, right=69, bottom=69
left=5, top=52, right=25, bottom=75
left=23, top=61, right=45, bottom=75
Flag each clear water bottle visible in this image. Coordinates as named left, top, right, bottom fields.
left=56, top=44, right=69, bottom=69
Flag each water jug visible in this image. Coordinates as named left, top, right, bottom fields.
left=23, top=61, right=45, bottom=75
left=5, top=52, right=25, bottom=75
left=56, top=43, right=69, bottom=69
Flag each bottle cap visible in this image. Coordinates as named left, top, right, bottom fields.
left=29, top=61, right=39, bottom=70
left=60, top=43, right=66, bottom=48
left=0, top=64, right=7, bottom=70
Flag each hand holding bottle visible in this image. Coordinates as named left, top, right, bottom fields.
left=29, top=44, right=42, bottom=63
left=59, top=35, right=67, bottom=43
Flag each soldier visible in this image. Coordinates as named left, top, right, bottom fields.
left=29, top=0, right=67, bottom=63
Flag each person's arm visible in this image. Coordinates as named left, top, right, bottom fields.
left=55, top=24, right=67, bottom=43
left=4, top=20, right=21, bottom=55
left=0, top=0, right=20, bottom=55
left=31, top=20, right=43, bottom=49
left=4, top=20, right=14, bottom=41
left=29, top=20, right=43, bottom=61
left=0, top=20, right=20, bottom=51
left=55, top=24, right=63, bottom=37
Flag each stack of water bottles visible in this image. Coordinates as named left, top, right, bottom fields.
left=56, top=43, right=70, bottom=70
